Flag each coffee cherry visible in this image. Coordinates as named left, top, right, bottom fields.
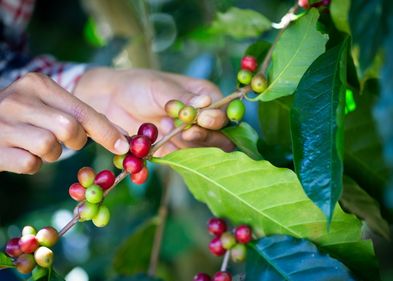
left=174, top=119, right=192, bottom=130
left=92, top=205, right=111, bottom=228
left=220, top=232, right=236, bottom=250
left=251, top=74, right=268, bottom=93
left=94, top=170, right=115, bottom=190
left=237, top=69, right=252, bottom=85
left=165, top=99, right=185, bottom=118
left=36, top=227, right=58, bottom=247
left=85, top=184, right=104, bottom=204
left=69, top=183, right=86, bottom=201
left=131, top=166, right=149, bottom=185
left=123, top=154, right=144, bottom=174
left=298, top=0, right=309, bottom=9
left=19, top=234, right=39, bottom=254
left=130, top=135, right=151, bottom=158
left=34, top=247, right=53, bottom=268
left=5, top=238, right=22, bottom=258
left=138, top=123, right=158, bottom=143
left=113, top=154, right=126, bottom=170
left=234, top=225, right=252, bottom=244
left=22, top=226, right=37, bottom=236
left=194, top=273, right=211, bottom=281
left=226, top=99, right=245, bottom=122
left=178, top=106, right=197, bottom=124
left=15, top=254, right=36, bottom=274
left=77, top=167, right=96, bottom=188
left=213, top=272, right=232, bottom=281
left=241, top=56, right=258, bottom=72
left=231, top=243, right=247, bottom=263
left=78, top=202, right=99, bottom=221
left=207, top=218, right=227, bottom=236
left=208, top=236, right=226, bottom=256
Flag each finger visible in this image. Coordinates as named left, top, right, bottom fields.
left=181, top=126, right=208, bottom=142
left=32, top=75, right=129, bottom=154
left=16, top=102, right=88, bottom=151
left=3, top=124, right=62, bottom=162
left=0, top=147, right=42, bottom=174
left=162, top=73, right=223, bottom=101
left=197, top=109, right=228, bottom=130
left=188, top=95, right=212, bottom=108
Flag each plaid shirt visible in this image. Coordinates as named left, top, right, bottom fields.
left=0, top=0, right=87, bottom=92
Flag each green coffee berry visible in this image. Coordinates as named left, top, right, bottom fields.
left=78, top=202, right=99, bottom=221
left=226, top=99, right=246, bottom=122
left=85, top=184, right=104, bottom=204
left=251, top=74, right=268, bottom=93
left=178, top=106, right=197, bottom=124
left=113, top=154, right=126, bottom=170
left=34, top=247, right=53, bottom=268
left=237, top=69, right=252, bottom=85
left=220, top=232, right=237, bottom=250
left=165, top=100, right=185, bottom=118
left=92, top=205, right=111, bottom=228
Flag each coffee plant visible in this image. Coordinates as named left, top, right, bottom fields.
left=1, top=0, right=393, bottom=280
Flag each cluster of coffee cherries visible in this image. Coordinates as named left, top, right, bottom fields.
left=165, top=99, right=198, bottom=128
left=193, top=218, right=253, bottom=281
left=113, top=123, right=158, bottom=185
left=237, top=56, right=267, bottom=95
left=68, top=167, right=114, bottom=227
left=4, top=226, right=58, bottom=274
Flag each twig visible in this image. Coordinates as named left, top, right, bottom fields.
left=149, top=124, right=187, bottom=156
left=58, top=215, right=80, bottom=237
left=220, top=250, right=230, bottom=272
left=207, top=86, right=250, bottom=109
left=148, top=174, right=171, bottom=276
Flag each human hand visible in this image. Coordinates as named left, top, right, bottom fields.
left=74, top=68, right=234, bottom=156
left=0, top=73, right=130, bottom=174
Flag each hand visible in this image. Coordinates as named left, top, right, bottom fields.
left=0, top=73, right=130, bottom=174
left=74, top=68, right=234, bottom=156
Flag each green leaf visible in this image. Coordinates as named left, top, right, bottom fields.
left=246, top=235, right=356, bottom=281
left=341, top=176, right=390, bottom=240
left=291, top=38, right=349, bottom=221
left=210, top=7, right=271, bottom=39
left=344, top=80, right=390, bottom=200
left=252, top=8, right=328, bottom=102
left=29, top=269, right=65, bottom=281
left=330, top=0, right=351, bottom=34
left=222, top=122, right=263, bottom=160
left=153, top=148, right=378, bottom=281
left=113, top=220, right=157, bottom=275
left=349, top=0, right=385, bottom=74
left=0, top=252, right=14, bottom=269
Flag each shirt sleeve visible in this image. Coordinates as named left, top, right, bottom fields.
left=0, top=0, right=89, bottom=93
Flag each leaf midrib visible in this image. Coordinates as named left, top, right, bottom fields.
left=156, top=157, right=302, bottom=238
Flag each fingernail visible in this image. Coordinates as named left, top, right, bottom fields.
left=115, top=138, right=129, bottom=154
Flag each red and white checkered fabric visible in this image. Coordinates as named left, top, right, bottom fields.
left=0, top=0, right=88, bottom=92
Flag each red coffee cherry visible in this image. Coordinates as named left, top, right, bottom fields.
left=234, top=225, right=252, bottom=244
left=207, top=218, right=227, bottom=236
left=165, top=99, right=185, bottom=118
left=138, top=123, right=158, bottom=143
left=94, top=170, right=115, bottom=190
left=241, top=56, right=257, bottom=72
left=123, top=154, right=144, bottom=174
left=36, top=227, right=58, bottom=247
left=69, top=183, right=86, bottom=201
left=208, top=236, right=226, bottom=256
left=194, top=273, right=211, bottom=281
left=15, top=253, right=36, bottom=274
left=5, top=238, right=23, bottom=258
left=34, top=246, right=53, bottom=268
left=213, top=271, right=232, bottom=281
left=298, top=0, right=309, bottom=8
left=130, top=135, right=152, bottom=158
left=231, top=243, right=247, bottom=263
left=19, top=234, right=39, bottom=254
left=131, top=166, right=149, bottom=185
left=77, top=167, right=96, bottom=188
